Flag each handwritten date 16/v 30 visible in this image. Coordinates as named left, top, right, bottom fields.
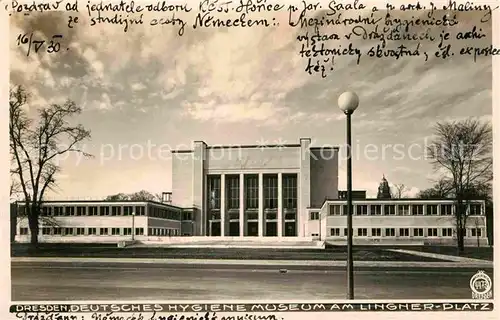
left=16, top=33, right=65, bottom=57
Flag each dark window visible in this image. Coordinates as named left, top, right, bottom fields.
left=427, top=205, right=438, bottom=215
left=135, top=205, right=145, bottom=216
left=88, top=206, right=98, bottom=215
left=385, top=228, right=396, bottom=237
left=264, top=174, right=278, bottom=209
left=412, top=205, right=424, bottom=215
left=371, top=205, right=382, bottom=215
left=356, top=205, right=368, bottom=215
left=384, top=205, right=396, bottom=215
left=100, top=206, right=110, bottom=216
left=76, top=206, right=86, bottom=216
left=282, top=174, right=297, bottom=209
left=226, top=175, right=240, bottom=209
left=124, top=206, right=133, bottom=216
left=441, top=204, right=453, bottom=215
left=208, top=175, right=221, bottom=210
left=245, top=175, right=259, bottom=209
left=111, top=206, right=121, bottom=216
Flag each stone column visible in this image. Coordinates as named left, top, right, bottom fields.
left=278, top=173, right=283, bottom=237
left=258, top=173, right=264, bottom=237
left=239, top=173, right=244, bottom=237
left=221, top=174, right=225, bottom=237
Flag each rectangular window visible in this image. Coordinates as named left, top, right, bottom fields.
left=282, top=174, right=297, bottom=209
left=41, top=206, right=52, bottom=216
left=53, top=228, right=62, bottom=235
left=20, top=227, right=29, bottom=235
left=427, top=228, right=438, bottom=237
left=135, top=205, right=145, bottom=216
left=64, top=228, right=74, bottom=236
left=53, top=206, right=62, bottom=216
left=399, top=228, right=410, bottom=237
left=263, top=174, right=278, bottom=209
left=385, top=228, right=396, bottom=237
left=226, top=175, right=240, bottom=210
left=88, top=228, right=97, bottom=235
left=384, top=205, right=396, bottom=215
left=123, top=228, right=132, bottom=235
left=309, top=211, right=319, bottom=220
left=329, top=205, right=342, bottom=215
left=208, top=175, right=222, bottom=209
left=42, top=227, right=51, bottom=235
left=88, top=206, right=98, bottom=216
left=100, top=206, right=110, bottom=216
left=413, top=228, right=424, bottom=237
left=111, top=228, right=120, bottom=235
left=342, top=205, right=348, bottom=215
left=442, top=228, right=453, bottom=237
left=244, top=175, right=259, bottom=209
left=111, top=206, right=121, bottom=216
left=135, top=228, right=144, bottom=235
left=64, top=206, right=75, bottom=216
left=123, top=206, right=133, bottom=216
left=441, top=204, right=453, bottom=215
left=100, top=228, right=109, bottom=235
left=76, top=227, right=85, bottom=235
left=357, top=228, right=368, bottom=237
left=470, top=204, right=482, bottom=216
left=398, top=205, right=410, bottom=216
left=76, top=206, right=86, bottom=216
left=427, top=205, right=438, bottom=215
left=330, top=228, right=340, bottom=236
left=371, top=228, right=382, bottom=237
left=344, top=228, right=348, bottom=236
left=356, top=205, right=368, bottom=215
left=471, top=228, right=482, bottom=237
left=412, top=205, right=424, bottom=215
left=371, top=205, right=382, bottom=215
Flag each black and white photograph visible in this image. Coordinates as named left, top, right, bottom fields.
left=6, top=0, right=496, bottom=311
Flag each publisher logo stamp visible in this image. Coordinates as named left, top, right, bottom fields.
left=470, top=270, right=492, bottom=299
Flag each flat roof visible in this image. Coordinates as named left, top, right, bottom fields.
left=15, top=200, right=186, bottom=210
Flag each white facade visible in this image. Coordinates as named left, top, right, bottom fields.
left=308, top=199, right=488, bottom=246
left=12, top=139, right=490, bottom=247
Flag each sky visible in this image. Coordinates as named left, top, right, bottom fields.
left=8, top=1, right=493, bottom=201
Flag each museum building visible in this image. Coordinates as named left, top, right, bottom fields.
left=14, top=138, right=489, bottom=246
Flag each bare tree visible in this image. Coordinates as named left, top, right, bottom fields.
left=426, top=119, right=492, bottom=253
left=9, top=85, right=92, bottom=247
left=417, top=179, right=453, bottom=199
left=392, top=183, right=409, bottom=198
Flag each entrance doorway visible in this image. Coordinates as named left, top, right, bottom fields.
left=211, top=221, right=221, bottom=236
left=247, top=222, right=258, bottom=236
left=284, top=222, right=296, bottom=236
left=266, top=222, right=277, bottom=236
left=229, top=222, right=239, bottom=236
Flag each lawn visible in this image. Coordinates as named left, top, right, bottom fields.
left=10, top=243, right=448, bottom=262
left=400, top=245, right=494, bottom=261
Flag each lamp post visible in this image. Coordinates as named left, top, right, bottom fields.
left=131, top=211, right=136, bottom=241
left=338, top=91, right=359, bottom=300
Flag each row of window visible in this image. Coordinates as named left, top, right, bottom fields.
left=327, top=227, right=483, bottom=237
left=310, top=203, right=483, bottom=219
left=19, top=227, right=180, bottom=236
left=207, top=174, right=298, bottom=211
left=18, top=205, right=190, bottom=221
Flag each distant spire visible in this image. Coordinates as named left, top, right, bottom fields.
left=377, top=175, right=392, bottom=199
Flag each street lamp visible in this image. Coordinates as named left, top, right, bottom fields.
left=338, top=91, right=359, bottom=300
left=131, top=211, right=136, bottom=241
